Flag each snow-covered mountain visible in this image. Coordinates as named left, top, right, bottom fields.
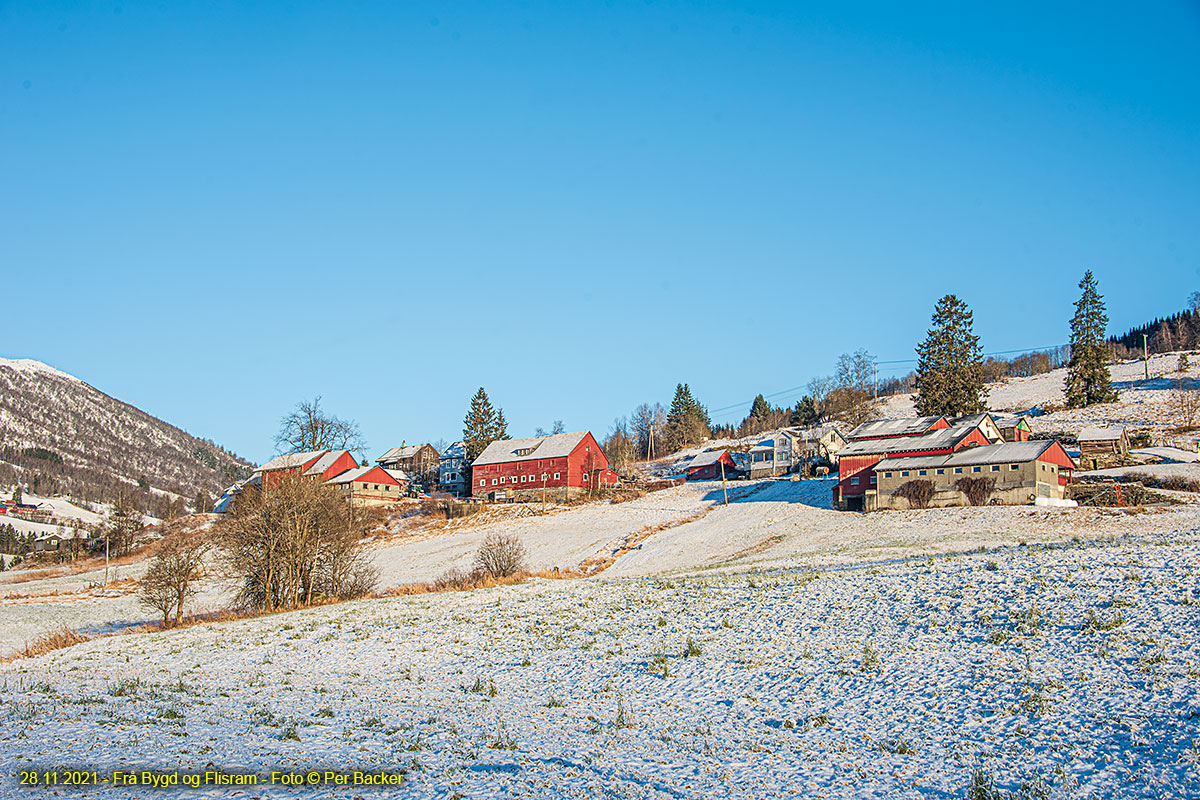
left=0, top=358, right=251, bottom=505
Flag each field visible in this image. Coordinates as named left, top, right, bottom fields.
left=2, top=526, right=1198, bottom=798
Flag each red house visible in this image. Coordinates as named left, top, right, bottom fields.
left=835, top=414, right=1001, bottom=511
left=255, top=449, right=359, bottom=488
left=685, top=450, right=737, bottom=481
left=471, top=431, right=619, bottom=500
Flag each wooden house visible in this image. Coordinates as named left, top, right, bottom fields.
left=471, top=431, right=618, bottom=500
left=377, top=443, right=440, bottom=481
left=1078, top=425, right=1130, bottom=469
left=998, top=417, right=1032, bottom=442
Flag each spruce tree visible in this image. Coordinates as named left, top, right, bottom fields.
left=749, top=395, right=772, bottom=423
left=791, top=396, right=819, bottom=427
left=463, top=387, right=507, bottom=462
left=1065, top=271, right=1118, bottom=408
left=664, top=383, right=711, bottom=452
left=913, top=294, right=987, bottom=417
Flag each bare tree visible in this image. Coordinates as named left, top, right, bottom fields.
left=104, top=487, right=143, bottom=558
left=473, top=532, right=527, bottom=579
left=216, top=475, right=376, bottom=611
left=274, top=397, right=367, bottom=455
left=138, top=533, right=209, bottom=626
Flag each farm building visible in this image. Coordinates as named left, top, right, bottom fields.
left=1078, top=425, right=1129, bottom=468
left=255, top=450, right=329, bottom=488
left=303, top=450, right=359, bottom=482
left=438, top=441, right=469, bottom=497
left=325, top=465, right=411, bottom=506
left=834, top=415, right=1003, bottom=511
left=377, top=443, right=440, bottom=480
left=873, top=440, right=1077, bottom=509
left=685, top=450, right=737, bottom=481
left=998, top=417, right=1033, bottom=442
left=471, top=431, right=618, bottom=500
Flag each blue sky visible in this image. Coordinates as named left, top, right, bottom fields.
left=3, top=1, right=1198, bottom=464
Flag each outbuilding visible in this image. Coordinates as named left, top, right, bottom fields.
left=685, top=450, right=738, bottom=481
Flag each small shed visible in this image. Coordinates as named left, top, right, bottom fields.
left=1078, top=425, right=1129, bottom=460
left=685, top=450, right=737, bottom=481
left=998, top=417, right=1032, bottom=443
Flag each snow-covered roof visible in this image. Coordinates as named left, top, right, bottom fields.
left=1079, top=425, right=1126, bottom=442
left=378, top=444, right=438, bottom=463
left=687, top=450, right=730, bottom=468
left=439, top=441, right=467, bottom=460
left=256, top=450, right=327, bottom=473
left=325, top=466, right=407, bottom=486
left=304, top=450, right=353, bottom=476
left=839, top=422, right=979, bottom=457
left=473, top=432, right=591, bottom=466
left=997, top=417, right=1031, bottom=430
left=846, top=416, right=946, bottom=440
left=876, top=440, right=1066, bottom=472
left=792, top=425, right=844, bottom=443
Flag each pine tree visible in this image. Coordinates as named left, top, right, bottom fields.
left=913, top=294, right=987, bottom=417
left=664, top=383, right=711, bottom=452
left=463, top=387, right=508, bottom=462
left=749, top=395, right=772, bottom=422
left=1065, top=271, right=1118, bottom=408
left=791, top=396, right=819, bottom=427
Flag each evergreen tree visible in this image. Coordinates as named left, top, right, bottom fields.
left=463, top=388, right=510, bottom=462
left=11, top=486, right=21, bottom=506
left=1065, top=271, right=1118, bottom=408
left=749, top=394, right=772, bottom=423
left=790, top=396, right=819, bottom=427
left=913, top=294, right=987, bottom=417
left=663, top=383, right=711, bottom=452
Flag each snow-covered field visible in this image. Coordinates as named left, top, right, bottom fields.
left=2, top=530, right=1197, bottom=798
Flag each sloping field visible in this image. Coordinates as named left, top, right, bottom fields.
left=2, top=532, right=1197, bottom=798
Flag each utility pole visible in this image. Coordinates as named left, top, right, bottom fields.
left=1142, top=334, right=1149, bottom=382
left=104, top=528, right=110, bottom=587
left=873, top=362, right=878, bottom=402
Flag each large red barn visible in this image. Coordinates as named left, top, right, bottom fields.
left=471, top=431, right=618, bottom=500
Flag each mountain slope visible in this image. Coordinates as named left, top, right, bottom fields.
left=0, top=358, right=251, bottom=506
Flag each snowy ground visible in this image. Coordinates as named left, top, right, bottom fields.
left=2, top=531, right=1197, bottom=798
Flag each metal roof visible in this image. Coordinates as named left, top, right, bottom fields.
left=1079, top=425, right=1126, bottom=441
left=472, top=432, right=591, bottom=466
left=325, top=465, right=406, bottom=486
left=256, top=450, right=327, bottom=473
left=839, top=422, right=977, bottom=457
left=304, top=450, right=353, bottom=476
left=687, top=450, right=731, bottom=468
left=378, top=443, right=438, bottom=463
left=846, top=416, right=946, bottom=440
left=876, top=440, right=1059, bottom=472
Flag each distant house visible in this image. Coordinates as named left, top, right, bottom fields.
left=377, top=444, right=440, bottom=481
left=748, top=436, right=791, bottom=478
left=471, top=431, right=618, bottom=500
left=1078, top=425, right=1130, bottom=469
left=793, top=425, right=848, bottom=464
left=685, top=450, right=737, bottom=481
left=998, top=417, right=1033, bottom=443
left=325, top=465, right=410, bottom=506
left=438, top=441, right=469, bottom=497
left=874, top=440, right=1077, bottom=508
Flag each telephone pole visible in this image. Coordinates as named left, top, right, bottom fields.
left=1142, top=334, right=1149, bottom=382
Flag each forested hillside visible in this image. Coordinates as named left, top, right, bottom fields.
left=0, top=358, right=252, bottom=510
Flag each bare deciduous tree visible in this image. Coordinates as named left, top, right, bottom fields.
left=274, top=396, right=366, bottom=455
left=138, top=533, right=209, bottom=626
left=216, top=475, right=377, bottom=611
left=473, top=532, right=527, bottom=579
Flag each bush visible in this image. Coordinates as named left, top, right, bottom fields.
left=473, top=532, right=527, bottom=579
left=893, top=479, right=935, bottom=509
left=955, top=476, right=996, bottom=506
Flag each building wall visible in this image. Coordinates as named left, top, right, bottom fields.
left=470, top=434, right=610, bottom=497
left=875, top=457, right=1066, bottom=509
left=311, top=451, right=358, bottom=482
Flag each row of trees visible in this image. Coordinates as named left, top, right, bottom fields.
left=1111, top=291, right=1200, bottom=356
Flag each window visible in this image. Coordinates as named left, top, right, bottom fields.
left=901, top=471, right=909, bottom=477
left=554, top=472, right=560, bottom=479
left=870, top=475, right=877, bottom=484
left=918, top=470, right=927, bottom=476
left=1010, top=464, right=1019, bottom=471
left=492, top=478, right=498, bottom=486
left=884, top=472, right=892, bottom=478
left=542, top=473, right=548, bottom=481
left=973, top=467, right=981, bottom=473
left=851, top=477, right=860, bottom=485
left=954, top=468, right=963, bottom=474
left=936, top=469, right=945, bottom=475
left=991, top=465, right=1000, bottom=472
left=480, top=479, right=486, bottom=486
left=520, top=475, right=526, bottom=483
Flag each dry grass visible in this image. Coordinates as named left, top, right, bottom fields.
left=7, top=627, right=92, bottom=661
left=377, top=569, right=530, bottom=597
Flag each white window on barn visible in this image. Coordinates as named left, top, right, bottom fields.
left=554, top=472, right=560, bottom=479
left=492, top=478, right=498, bottom=485
left=480, top=479, right=485, bottom=486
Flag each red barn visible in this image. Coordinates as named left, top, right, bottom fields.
left=471, top=431, right=618, bottom=500
left=685, top=450, right=737, bottom=481
left=255, top=449, right=359, bottom=489
left=834, top=414, right=1001, bottom=511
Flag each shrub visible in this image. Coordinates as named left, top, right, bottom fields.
left=473, top=532, right=527, bottom=579
left=19, top=627, right=90, bottom=659
left=955, top=476, right=996, bottom=506
left=893, top=479, right=935, bottom=509
left=682, top=637, right=702, bottom=658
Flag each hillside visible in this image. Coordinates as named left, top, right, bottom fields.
left=0, top=358, right=252, bottom=507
